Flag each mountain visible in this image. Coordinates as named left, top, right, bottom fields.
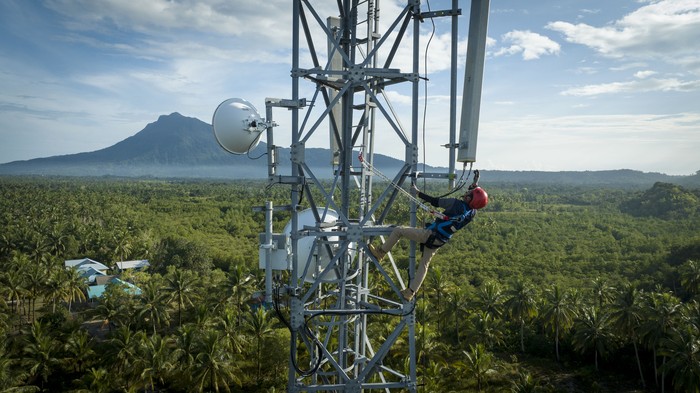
left=0, top=112, right=408, bottom=179
left=1, top=112, right=698, bottom=187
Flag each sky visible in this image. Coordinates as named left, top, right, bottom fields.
left=1, top=0, right=699, bottom=176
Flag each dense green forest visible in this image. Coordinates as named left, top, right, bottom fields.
left=0, top=176, right=699, bottom=392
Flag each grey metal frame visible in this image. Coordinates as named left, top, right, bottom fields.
left=256, top=1, right=489, bottom=392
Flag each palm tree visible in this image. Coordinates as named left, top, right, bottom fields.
left=0, top=231, right=18, bottom=260
left=216, top=306, right=246, bottom=354
left=510, top=371, right=550, bottom=393
left=639, top=291, right=681, bottom=391
left=27, top=234, right=51, bottom=266
left=414, top=322, right=447, bottom=367
left=172, top=324, right=200, bottom=385
left=77, top=367, right=112, bottom=393
left=137, top=279, right=170, bottom=334
left=419, top=359, right=447, bottom=393
left=591, top=277, right=615, bottom=309
left=164, top=266, right=197, bottom=326
left=679, top=259, right=700, bottom=297
left=455, top=343, right=496, bottom=392
left=467, top=310, right=506, bottom=350
left=684, top=300, right=700, bottom=331
left=540, top=284, right=576, bottom=362
left=46, top=221, right=69, bottom=258
left=63, top=267, right=88, bottom=312
left=22, top=320, right=60, bottom=390
left=427, top=266, right=451, bottom=334
left=91, top=294, right=121, bottom=332
left=441, top=286, right=470, bottom=345
left=23, top=261, right=47, bottom=323
left=193, top=329, right=241, bottom=392
left=243, top=308, right=277, bottom=383
left=227, top=264, right=254, bottom=326
left=659, top=326, right=700, bottom=393
left=609, top=283, right=646, bottom=388
left=1, top=266, right=26, bottom=319
left=106, top=326, right=146, bottom=389
left=4, top=252, right=31, bottom=322
left=136, top=334, right=174, bottom=392
left=474, top=280, right=504, bottom=319
left=571, top=306, right=616, bottom=371
left=64, top=329, right=96, bottom=373
left=198, top=269, right=231, bottom=313
left=44, top=267, right=69, bottom=313
left=113, top=230, right=133, bottom=262
left=192, top=304, right=216, bottom=329
left=0, top=341, right=31, bottom=391
left=504, top=278, right=539, bottom=352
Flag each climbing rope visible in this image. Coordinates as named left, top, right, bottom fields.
left=358, top=153, right=448, bottom=220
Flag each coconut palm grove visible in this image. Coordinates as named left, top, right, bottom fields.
left=0, top=177, right=699, bottom=392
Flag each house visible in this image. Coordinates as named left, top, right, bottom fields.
left=86, top=277, right=142, bottom=299
left=76, top=266, right=108, bottom=284
left=114, top=259, right=150, bottom=272
left=94, top=275, right=116, bottom=286
left=65, top=258, right=110, bottom=283
left=65, top=258, right=143, bottom=300
left=65, top=258, right=110, bottom=274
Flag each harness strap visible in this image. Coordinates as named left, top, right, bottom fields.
left=420, top=234, right=446, bottom=251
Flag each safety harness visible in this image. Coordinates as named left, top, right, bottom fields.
left=422, top=201, right=475, bottom=250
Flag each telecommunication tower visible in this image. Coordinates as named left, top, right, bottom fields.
left=213, top=1, right=490, bottom=391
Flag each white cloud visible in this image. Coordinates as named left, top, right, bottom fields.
left=547, top=2, right=700, bottom=97
left=493, top=30, right=560, bottom=60
left=634, top=70, right=657, bottom=79
left=2, top=0, right=699, bottom=176
left=546, top=0, right=700, bottom=61
left=382, top=90, right=412, bottom=106
left=577, top=8, right=601, bottom=20
left=575, top=66, right=599, bottom=75
left=610, top=62, right=649, bottom=71
left=46, top=0, right=292, bottom=42
left=491, top=8, right=516, bottom=14
left=561, top=77, right=700, bottom=96
left=477, top=112, right=700, bottom=174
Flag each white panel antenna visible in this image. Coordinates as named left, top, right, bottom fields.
left=458, top=0, right=490, bottom=163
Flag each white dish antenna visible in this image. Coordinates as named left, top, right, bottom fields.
left=212, top=98, right=265, bottom=154
left=284, top=208, right=347, bottom=283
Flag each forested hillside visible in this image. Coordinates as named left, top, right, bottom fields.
left=0, top=177, right=698, bottom=392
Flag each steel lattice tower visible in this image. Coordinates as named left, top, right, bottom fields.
left=245, top=1, right=490, bottom=392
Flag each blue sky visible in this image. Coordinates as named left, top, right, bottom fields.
left=1, top=0, right=699, bottom=175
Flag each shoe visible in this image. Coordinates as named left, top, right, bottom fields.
left=401, top=288, right=415, bottom=302
left=368, top=244, right=386, bottom=261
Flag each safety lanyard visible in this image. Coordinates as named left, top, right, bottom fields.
left=358, top=153, right=448, bottom=221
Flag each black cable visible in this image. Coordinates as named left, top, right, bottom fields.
left=273, top=282, right=417, bottom=376
left=434, top=162, right=472, bottom=199
left=420, top=0, right=436, bottom=197
left=246, top=134, right=266, bottom=160
left=273, top=283, right=322, bottom=377
left=420, top=5, right=435, bottom=385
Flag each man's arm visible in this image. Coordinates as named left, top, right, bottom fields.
left=413, top=183, right=440, bottom=207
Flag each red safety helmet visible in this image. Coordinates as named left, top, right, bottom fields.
left=467, top=187, right=488, bottom=209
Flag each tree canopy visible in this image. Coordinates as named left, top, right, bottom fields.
left=0, top=176, right=699, bottom=392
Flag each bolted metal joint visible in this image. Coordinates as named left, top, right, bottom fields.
left=345, top=224, right=363, bottom=242
left=290, top=142, right=305, bottom=164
